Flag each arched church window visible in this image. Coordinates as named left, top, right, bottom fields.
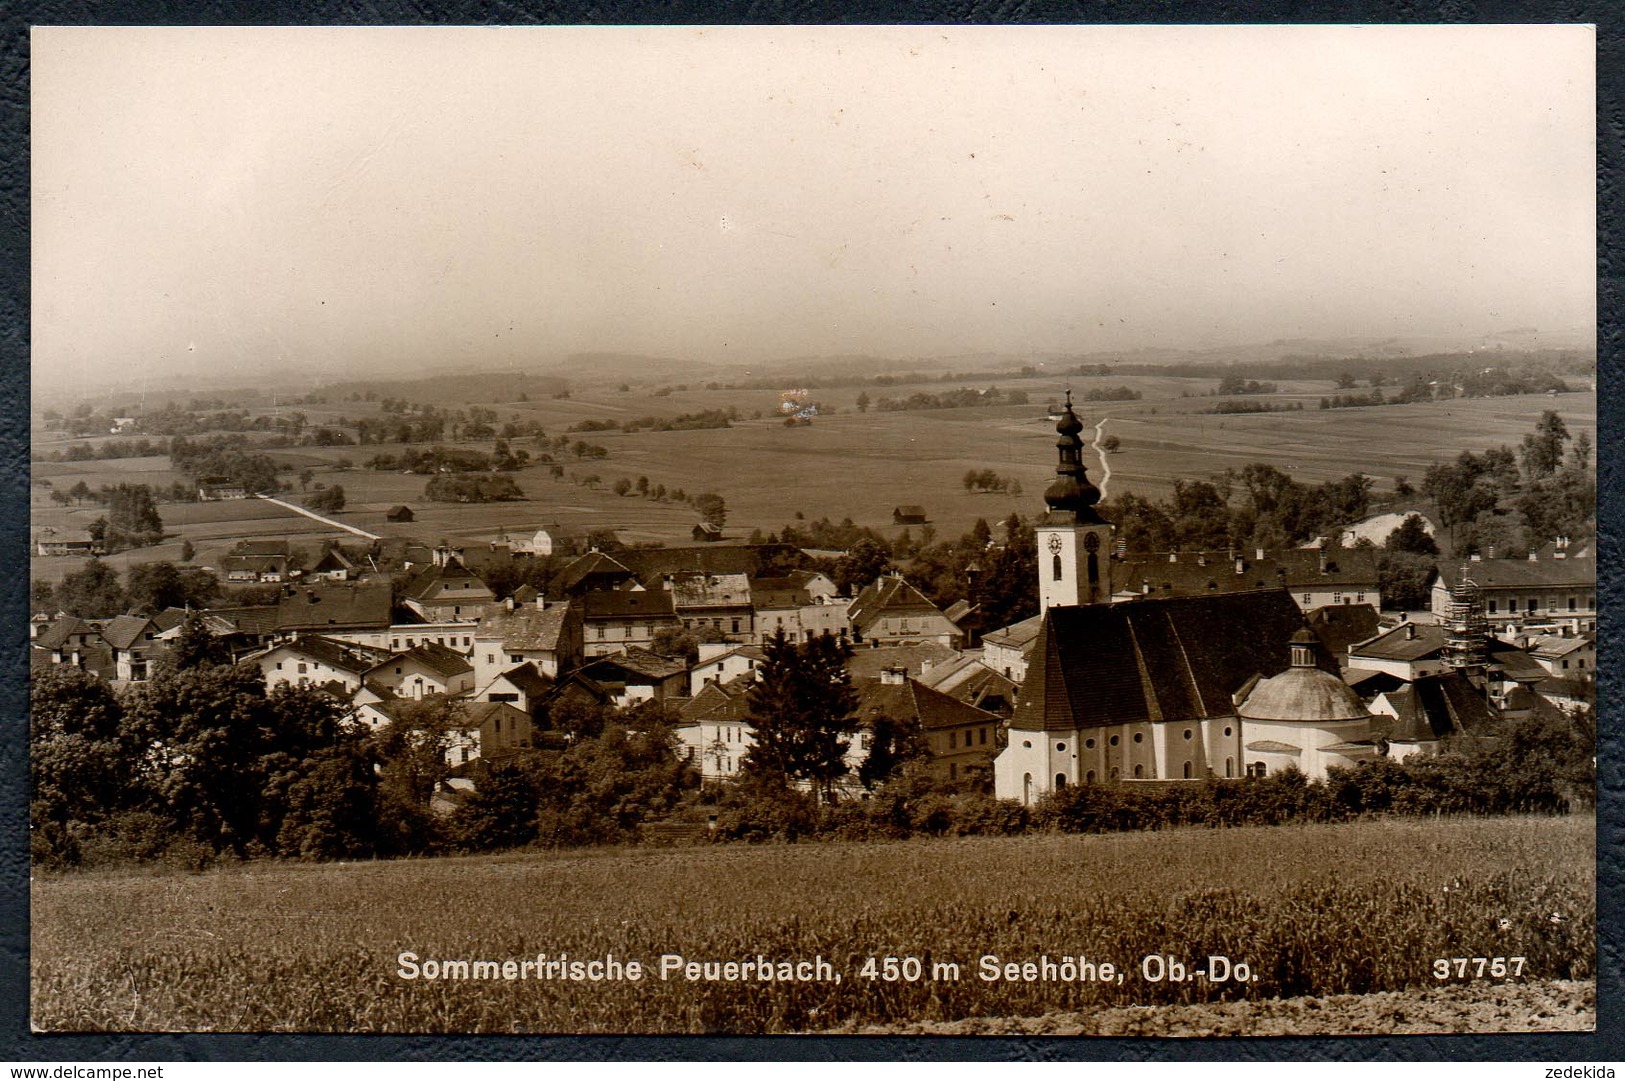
left=1085, top=770, right=1096, bottom=783
left=1052, top=554, right=1063, bottom=581
left=1133, top=764, right=1144, bottom=778
left=1182, top=761, right=1192, bottom=779
left=1054, top=774, right=1067, bottom=790
left=1110, top=766, right=1119, bottom=780
left=1225, top=757, right=1234, bottom=778
left=1023, top=773, right=1032, bottom=803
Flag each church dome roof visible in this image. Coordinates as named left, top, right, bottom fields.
left=1236, top=666, right=1371, bottom=723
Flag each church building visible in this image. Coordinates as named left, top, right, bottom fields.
left=993, top=394, right=1375, bottom=804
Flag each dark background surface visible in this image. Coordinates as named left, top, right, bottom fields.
left=0, top=0, right=1618, bottom=1062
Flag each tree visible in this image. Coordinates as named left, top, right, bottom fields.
left=857, top=712, right=927, bottom=790
left=305, top=485, right=347, bottom=514
left=104, top=483, right=164, bottom=547
left=743, top=630, right=855, bottom=802
left=1335, top=372, right=1357, bottom=389
left=693, top=492, right=727, bottom=528
left=30, top=666, right=132, bottom=832
left=855, top=390, right=871, bottom=413
left=179, top=538, right=196, bottom=563
left=1385, top=514, right=1438, bottom=556
left=1393, top=475, right=1414, bottom=497
left=445, top=756, right=542, bottom=853
left=834, top=538, right=893, bottom=595
left=53, top=559, right=127, bottom=618
left=1376, top=551, right=1437, bottom=611
left=298, top=469, right=314, bottom=492
left=612, top=477, right=633, bottom=497
left=1518, top=411, right=1570, bottom=480
left=1101, top=434, right=1122, bottom=453
left=68, top=480, right=93, bottom=505
left=166, top=614, right=231, bottom=671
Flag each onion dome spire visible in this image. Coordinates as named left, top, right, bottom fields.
left=1043, top=390, right=1102, bottom=514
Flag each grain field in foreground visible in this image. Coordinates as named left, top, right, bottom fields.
left=31, top=816, right=1593, bottom=1035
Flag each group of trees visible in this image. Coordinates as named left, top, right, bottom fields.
left=1099, top=465, right=1375, bottom=555
left=1420, top=411, right=1593, bottom=556
left=424, top=475, right=525, bottom=503
left=1215, top=376, right=1278, bottom=395
left=34, top=559, right=222, bottom=619
left=169, top=435, right=283, bottom=495
left=873, top=386, right=1030, bottom=412
left=961, top=469, right=1022, bottom=495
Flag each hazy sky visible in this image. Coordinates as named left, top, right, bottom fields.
left=32, top=25, right=1595, bottom=393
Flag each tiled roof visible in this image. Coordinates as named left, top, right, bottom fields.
left=1484, top=641, right=1550, bottom=683
left=35, top=615, right=99, bottom=650
left=1305, top=604, right=1382, bottom=658
left=1012, top=589, right=1323, bottom=732
left=582, top=590, right=676, bottom=621
left=1116, top=546, right=1380, bottom=599
left=261, top=634, right=387, bottom=676
left=679, top=680, right=752, bottom=722
left=150, top=608, right=191, bottom=633
left=476, top=602, right=573, bottom=651
left=202, top=605, right=283, bottom=636
left=671, top=572, right=752, bottom=609
left=582, top=647, right=687, bottom=682
left=751, top=584, right=814, bottom=609
left=223, top=554, right=287, bottom=573
left=454, top=700, right=532, bottom=732
left=855, top=677, right=1001, bottom=733
left=915, top=654, right=1019, bottom=711
left=1436, top=554, right=1596, bottom=590
left=982, top=614, right=1044, bottom=651
left=100, top=614, right=154, bottom=651
left=552, top=551, right=637, bottom=594
left=1245, top=739, right=1303, bottom=754
left=1349, top=623, right=1446, bottom=663
left=276, top=582, right=393, bottom=631
left=492, top=662, right=553, bottom=699
left=845, top=641, right=962, bottom=681
left=404, top=563, right=494, bottom=603
left=383, top=641, right=474, bottom=680
left=1373, top=671, right=1495, bottom=742
left=848, top=576, right=950, bottom=630
left=618, top=545, right=773, bottom=586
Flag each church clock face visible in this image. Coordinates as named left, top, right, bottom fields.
left=1047, top=535, right=1064, bottom=554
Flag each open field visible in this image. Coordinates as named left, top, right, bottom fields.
left=30, top=374, right=1595, bottom=582
left=31, top=815, right=1593, bottom=1034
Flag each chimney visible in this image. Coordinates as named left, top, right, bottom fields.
left=1168, top=551, right=1178, bottom=563
left=1486, top=545, right=1495, bottom=560
left=504, top=596, right=515, bottom=612
left=1528, top=551, right=1539, bottom=562
left=1470, top=553, right=1481, bottom=562
left=535, top=592, right=547, bottom=610
left=1405, top=624, right=1417, bottom=641
left=1318, top=548, right=1328, bottom=574
left=1197, top=553, right=1207, bottom=567
left=920, top=658, right=935, bottom=674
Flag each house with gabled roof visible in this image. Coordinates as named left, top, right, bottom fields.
left=99, top=613, right=170, bottom=683
left=364, top=642, right=476, bottom=700
left=309, top=545, right=360, bottom=581
left=915, top=653, right=1019, bottom=716
left=1367, top=670, right=1497, bottom=761
left=856, top=668, right=1004, bottom=784
left=675, top=673, right=757, bottom=779
left=274, top=581, right=393, bottom=635
left=401, top=556, right=495, bottom=622
left=472, top=596, right=581, bottom=685
left=750, top=577, right=850, bottom=644
left=223, top=553, right=289, bottom=583
left=980, top=613, right=1043, bottom=683
left=581, top=590, right=679, bottom=658
left=243, top=634, right=394, bottom=695
left=669, top=572, right=754, bottom=641
left=475, top=662, right=554, bottom=718
left=1113, top=544, right=1381, bottom=613
left=847, top=574, right=962, bottom=648
left=33, top=615, right=118, bottom=681
left=688, top=643, right=765, bottom=696
left=576, top=648, right=689, bottom=707
left=444, top=701, right=534, bottom=768
left=551, top=550, right=638, bottom=596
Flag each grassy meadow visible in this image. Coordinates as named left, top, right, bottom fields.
left=31, top=815, right=1594, bottom=1034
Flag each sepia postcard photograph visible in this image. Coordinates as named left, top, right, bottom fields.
left=26, top=24, right=1597, bottom=1038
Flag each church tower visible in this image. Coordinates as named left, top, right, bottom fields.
left=1037, top=392, right=1114, bottom=611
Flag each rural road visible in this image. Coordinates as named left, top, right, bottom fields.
left=255, top=494, right=382, bottom=541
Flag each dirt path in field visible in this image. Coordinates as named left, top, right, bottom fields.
left=823, top=980, right=1594, bottom=1037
